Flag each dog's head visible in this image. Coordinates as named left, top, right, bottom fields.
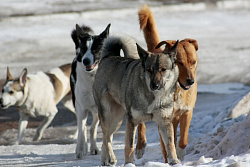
left=0, top=67, right=27, bottom=109
left=71, top=24, right=111, bottom=72
left=137, top=41, right=178, bottom=91
left=156, top=39, right=198, bottom=90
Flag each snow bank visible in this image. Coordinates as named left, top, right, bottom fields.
left=228, top=92, right=250, bottom=118
left=205, top=114, right=250, bottom=160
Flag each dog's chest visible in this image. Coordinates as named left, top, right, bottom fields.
left=76, top=62, right=95, bottom=85
left=174, top=84, right=196, bottom=113
left=131, top=90, right=174, bottom=122
left=74, top=63, right=96, bottom=108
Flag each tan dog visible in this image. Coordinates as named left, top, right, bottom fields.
left=136, top=5, right=199, bottom=162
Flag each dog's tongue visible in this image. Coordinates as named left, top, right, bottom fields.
left=86, top=64, right=95, bottom=70
left=185, top=85, right=191, bottom=89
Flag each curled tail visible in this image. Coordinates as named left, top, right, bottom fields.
left=138, top=5, right=162, bottom=53
left=101, top=34, right=139, bottom=59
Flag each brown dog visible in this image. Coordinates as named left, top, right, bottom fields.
left=136, top=5, right=199, bottom=162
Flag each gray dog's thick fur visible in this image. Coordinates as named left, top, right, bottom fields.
left=93, top=35, right=180, bottom=165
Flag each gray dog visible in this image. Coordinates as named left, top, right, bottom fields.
left=93, top=34, right=180, bottom=166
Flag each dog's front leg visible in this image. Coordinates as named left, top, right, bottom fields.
left=90, top=111, right=99, bottom=155
left=155, top=111, right=180, bottom=165
left=177, top=109, right=193, bottom=160
left=135, top=122, right=147, bottom=159
left=33, top=111, right=57, bottom=141
left=16, top=112, right=29, bottom=144
left=125, top=116, right=137, bottom=164
left=75, top=105, right=88, bottom=159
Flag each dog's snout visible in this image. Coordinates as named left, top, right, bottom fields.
left=187, top=78, right=194, bottom=85
left=82, top=58, right=90, bottom=66
left=150, top=82, right=159, bottom=91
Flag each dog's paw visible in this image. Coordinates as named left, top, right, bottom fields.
left=135, top=147, right=145, bottom=159
left=176, top=145, right=186, bottom=161
left=102, top=157, right=117, bottom=166
left=11, top=141, right=20, bottom=145
left=90, top=146, right=99, bottom=155
left=75, top=149, right=87, bottom=159
left=76, top=151, right=85, bottom=159
left=135, top=142, right=147, bottom=159
left=33, top=133, right=42, bottom=141
left=69, top=133, right=78, bottom=139
left=69, top=130, right=78, bottom=139
left=168, top=158, right=180, bottom=165
left=75, top=143, right=88, bottom=159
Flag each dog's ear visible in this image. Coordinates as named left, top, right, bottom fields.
left=155, top=40, right=176, bottom=51
left=136, top=43, right=149, bottom=68
left=19, top=68, right=27, bottom=87
left=71, top=25, right=81, bottom=49
left=99, top=23, right=111, bottom=39
left=185, top=38, right=198, bottom=51
left=6, top=67, right=13, bottom=81
left=137, top=43, right=149, bottom=60
left=76, top=24, right=85, bottom=38
left=165, top=40, right=179, bottom=64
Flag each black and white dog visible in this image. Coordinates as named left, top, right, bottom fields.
left=70, top=23, right=110, bottom=158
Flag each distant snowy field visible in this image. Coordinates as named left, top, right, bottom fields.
left=0, top=0, right=250, bottom=167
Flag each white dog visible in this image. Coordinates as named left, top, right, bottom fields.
left=0, top=64, right=75, bottom=144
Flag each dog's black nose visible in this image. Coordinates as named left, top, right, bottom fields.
left=150, top=82, right=159, bottom=91
left=82, top=58, right=90, bottom=66
left=187, top=78, right=194, bottom=85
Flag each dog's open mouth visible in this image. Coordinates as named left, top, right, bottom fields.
left=179, top=81, right=192, bottom=90
left=85, top=61, right=99, bottom=71
left=1, top=103, right=11, bottom=109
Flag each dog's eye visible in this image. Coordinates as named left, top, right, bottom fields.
left=192, top=61, right=196, bottom=65
left=9, top=91, right=14, bottom=95
left=178, top=62, right=184, bottom=66
left=161, top=68, right=166, bottom=72
left=147, top=68, right=152, bottom=73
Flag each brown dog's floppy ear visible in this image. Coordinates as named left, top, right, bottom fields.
left=155, top=40, right=177, bottom=52
left=6, top=67, right=13, bottom=81
left=185, top=38, right=198, bottom=51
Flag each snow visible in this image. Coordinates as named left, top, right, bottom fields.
left=1, top=0, right=250, bottom=167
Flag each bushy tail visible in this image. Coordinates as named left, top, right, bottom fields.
left=101, top=34, right=139, bottom=59
left=138, top=5, right=162, bottom=53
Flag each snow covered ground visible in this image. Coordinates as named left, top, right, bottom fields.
left=0, top=83, right=250, bottom=167
left=0, top=0, right=250, bottom=167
